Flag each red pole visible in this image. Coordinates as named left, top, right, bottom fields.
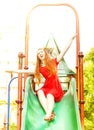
left=78, top=52, right=84, bottom=130
left=16, top=52, right=25, bottom=130
left=3, top=112, right=7, bottom=130
left=24, top=3, right=80, bottom=88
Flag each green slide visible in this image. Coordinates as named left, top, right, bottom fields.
left=22, top=77, right=81, bottom=130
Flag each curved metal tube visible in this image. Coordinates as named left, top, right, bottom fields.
left=7, top=76, right=18, bottom=130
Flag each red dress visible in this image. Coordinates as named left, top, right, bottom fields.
left=38, top=58, right=64, bottom=102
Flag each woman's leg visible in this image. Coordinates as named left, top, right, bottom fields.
left=37, top=90, right=47, bottom=113
left=44, top=94, right=55, bottom=120
left=37, top=90, right=55, bottom=121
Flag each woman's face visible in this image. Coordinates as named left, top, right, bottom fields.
left=37, top=49, right=45, bottom=60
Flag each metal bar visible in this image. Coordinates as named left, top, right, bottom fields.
left=78, top=51, right=84, bottom=129
left=7, top=76, right=18, bottom=130
left=17, top=52, right=25, bottom=130
left=24, top=3, right=80, bottom=90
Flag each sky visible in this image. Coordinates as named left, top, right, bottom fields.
left=0, top=0, right=94, bottom=86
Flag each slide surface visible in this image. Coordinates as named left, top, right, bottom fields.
left=22, top=77, right=81, bottom=130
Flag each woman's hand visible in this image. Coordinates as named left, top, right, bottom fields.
left=34, top=78, right=38, bottom=83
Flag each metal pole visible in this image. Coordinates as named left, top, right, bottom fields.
left=24, top=3, right=80, bottom=88
left=7, top=76, right=18, bottom=130
left=16, top=52, right=25, bottom=130
left=78, top=52, right=84, bottom=130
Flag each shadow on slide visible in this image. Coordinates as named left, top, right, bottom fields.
left=22, top=77, right=82, bottom=130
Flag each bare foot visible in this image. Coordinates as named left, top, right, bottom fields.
left=44, top=112, right=55, bottom=121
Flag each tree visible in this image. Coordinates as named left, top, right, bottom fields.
left=84, top=48, right=94, bottom=130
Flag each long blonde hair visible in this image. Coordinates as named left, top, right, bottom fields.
left=34, top=48, right=57, bottom=84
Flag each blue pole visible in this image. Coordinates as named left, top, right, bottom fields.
left=7, top=76, right=18, bottom=130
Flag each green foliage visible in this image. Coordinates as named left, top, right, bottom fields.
left=84, top=48, right=94, bottom=62
left=9, top=123, right=17, bottom=130
left=84, top=47, right=94, bottom=130
left=0, top=100, right=7, bottom=105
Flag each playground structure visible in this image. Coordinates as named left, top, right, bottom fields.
left=5, top=3, right=84, bottom=130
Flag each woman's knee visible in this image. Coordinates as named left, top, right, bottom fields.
left=47, top=93, right=54, bottom=99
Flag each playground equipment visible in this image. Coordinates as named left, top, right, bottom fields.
left=5, top=3, right=84, bottom=130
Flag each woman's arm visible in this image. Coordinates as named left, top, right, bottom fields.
left=57, top=34, right=77, bottom=63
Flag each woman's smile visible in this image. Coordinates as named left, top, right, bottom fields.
left=37, top=49, right=45, bottom=60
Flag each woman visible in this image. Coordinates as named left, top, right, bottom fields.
left=34, top=34, right=77, bottom=121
